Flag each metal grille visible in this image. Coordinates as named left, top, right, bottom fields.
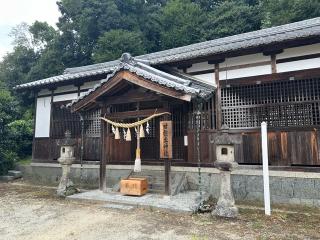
left=221, top=78, right=320, bottom=129
left=83, top=108, right=101, bottom=137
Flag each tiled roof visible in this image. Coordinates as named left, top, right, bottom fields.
left=15, top=17, right=320, bottom=90
left=69, top=53, right=214, bottom=107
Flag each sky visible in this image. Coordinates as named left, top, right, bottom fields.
left=0, top=0, right=60, bottom=59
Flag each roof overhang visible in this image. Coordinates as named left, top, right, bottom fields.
left=71, top=70, right=193, bottom=112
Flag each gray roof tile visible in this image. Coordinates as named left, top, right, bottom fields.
left=15, top=17, right=320, bottom=90
left=69, top=54, right=214, bottom=107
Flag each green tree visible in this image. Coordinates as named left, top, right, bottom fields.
left=0, top=89, right=19, bottom=174
left=92, top=29, right=146, bottom=62
left=205, top=1, right=262, bottom=40
left=158, top=0, right=206, bottom=49
left=0, top=46, right=38, bottom=89
left=261, top=0, right=320, bottom=27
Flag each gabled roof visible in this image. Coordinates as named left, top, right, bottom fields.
left=15, top=17, right=320, bottom=90
left=69, top=53, right=214, bottom=111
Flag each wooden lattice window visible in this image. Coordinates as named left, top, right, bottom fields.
left=83, top=108, right=101, bottom=137
left=221, top=78, right=320, bottom=129
left=188, top=99, right=214, bottom=130
left=51, top=102, right=81, bottom=138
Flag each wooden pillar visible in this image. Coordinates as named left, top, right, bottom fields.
left=31, top=90, right=38, bottom=161
left=215, top=63, right=222, bottom=130
left=100, top=105, right=107, bottom=191
left=163, top=102, right=171, bottom=195
left=271, top=54, right=277, bottom=74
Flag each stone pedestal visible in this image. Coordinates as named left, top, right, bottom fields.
left=212, top=170, right=238, bottom=218
left=57, top=157, right=77, bottom=197
left=56, top=131, right=78, bottom=197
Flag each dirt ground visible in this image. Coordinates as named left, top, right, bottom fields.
left=0, top=182, right=320, bottom=240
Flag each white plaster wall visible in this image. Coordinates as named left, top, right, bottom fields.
left=277, top=43, right=320, bottom=59
left=193, top=73, right=215, bottom=86
left=220, top=65, right=271, bottom=80
left=35, top=97, right=51, bottom=138
left=53, top=93, right=78, bottom=102
left=277, top=57, right=320, bottom=73
left=220, top=53, right=270, bottom=68
left=187, top=62, right=214, bottom=73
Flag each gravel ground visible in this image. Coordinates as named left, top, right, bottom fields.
left=0, top=181, right=320, bottom=240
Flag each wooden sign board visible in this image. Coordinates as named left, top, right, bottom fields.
left=160, top=121, right=173, bottom=159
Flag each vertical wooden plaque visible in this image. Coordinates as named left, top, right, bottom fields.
left=160, top=121, right=173, bottom=159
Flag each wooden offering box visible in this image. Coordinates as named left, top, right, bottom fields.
left=120, top=178, right=148, bottom=196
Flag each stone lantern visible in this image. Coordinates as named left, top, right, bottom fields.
left=210, top=125, right=242, bottom=218
left=56, top=130, right=78, bottom=197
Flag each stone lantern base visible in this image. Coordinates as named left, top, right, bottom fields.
left=56, top=157, right=78, bottom=197
left=212, top=168, right=238, bottom=218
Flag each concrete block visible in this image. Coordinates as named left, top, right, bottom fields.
left=269, top=177, right=282, bottom=196
left=288, top=198, right=301, bottom=205
left=232, top=175, right=247, bottom=200
left=314, top=179, right=320, bottom=199
left=246, top=175, right=263, bottom=192
left=186, top=173, right=200, bottom=190
left=271, top=195, right=287, bottom=204
left=209, top=174, right=220, bottom=197
left=280, top=178, right=294, bottom=198
left=245, top=191, right=264, bottom=201
left=293, top=178, right=316, bottom=199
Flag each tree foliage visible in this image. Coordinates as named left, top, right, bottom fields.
left=93, top=30, right=146, bottom=62
left=261, top=0, right=320, bottom=27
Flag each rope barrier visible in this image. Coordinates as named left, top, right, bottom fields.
left=100, top=112, right=171, bottom=128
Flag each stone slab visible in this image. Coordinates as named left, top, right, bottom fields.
left=68, top=190, right=201, bottom=212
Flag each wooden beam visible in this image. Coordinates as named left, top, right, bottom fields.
left=122, top=71, right=192, bottom=102
left=72, top=72, right=125, bottom=112
left=263, top=49, right=283, bottom=56
left=208, top=58, right=225, bottom=65
left=49, top=89, right=54, bottom=161
left=215, top=63, right=222, bottom=130
left=219, top=68, right=320, bottom=87
left=104, top=89, right=161, bottom=105
left=32, top=91, right=38, bottom=162
left=105, top=108, right=170, bottom=119
left=100, top=105, right=107, bottom=191
left=271, top=54, right=277, bottom=74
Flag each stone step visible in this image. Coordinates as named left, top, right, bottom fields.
left=8, top=170, right=22, bottom=179
left=0, top=175, right=15, bottom=182
left=102, top=203, right=135, bottom=210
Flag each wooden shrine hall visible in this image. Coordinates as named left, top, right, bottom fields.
left=14, top=17, right=320, bottom=192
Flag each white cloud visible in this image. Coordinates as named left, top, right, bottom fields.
left=0, top=0, right=60, bottom=59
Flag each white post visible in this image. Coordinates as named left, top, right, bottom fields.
left=261, top=122, right=271, bottom=215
